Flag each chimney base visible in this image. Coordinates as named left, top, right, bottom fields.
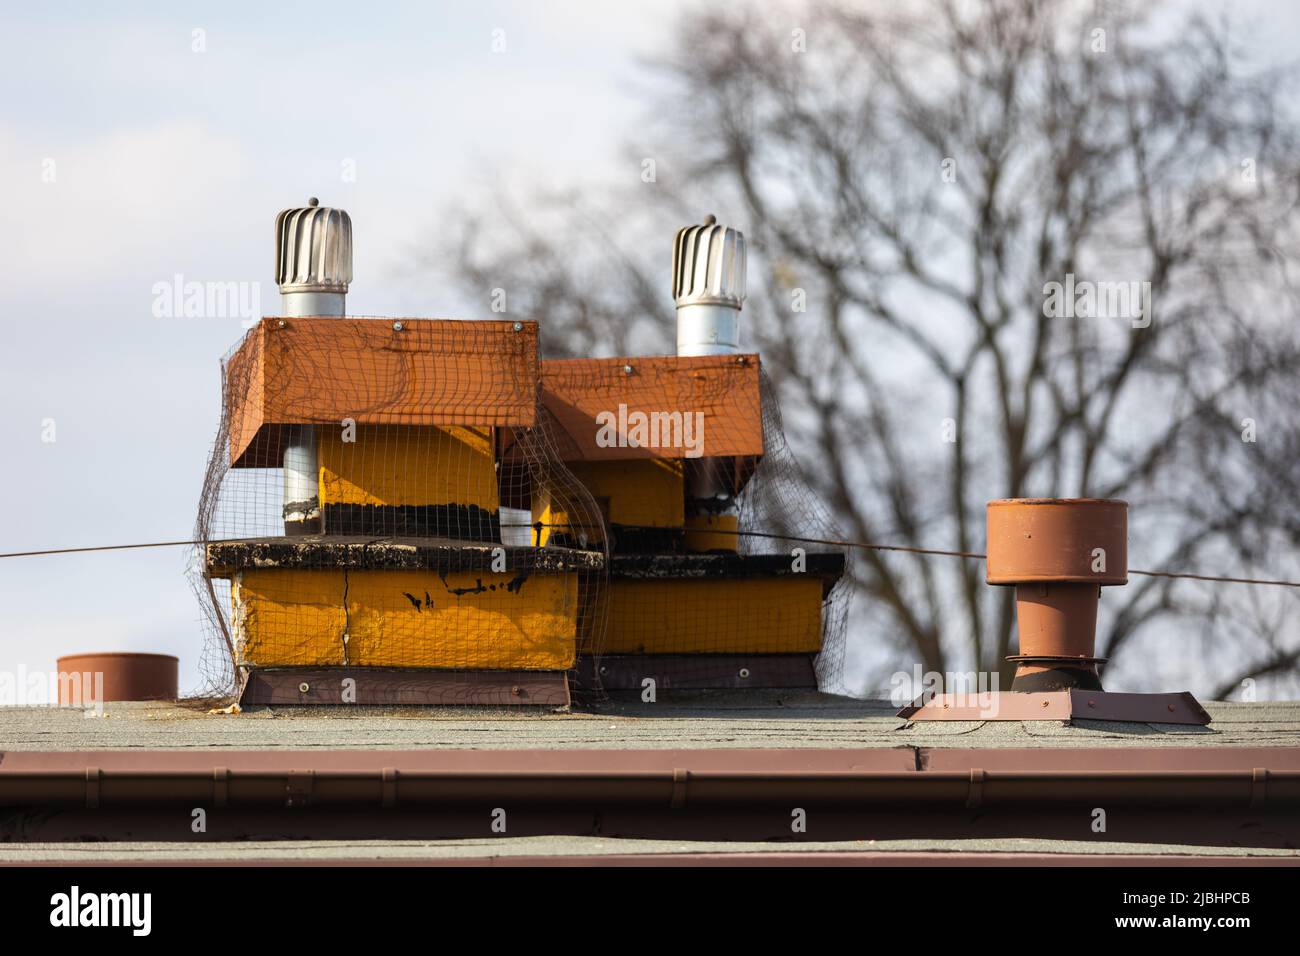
left=898, top=497, right=1211, bottom=724
left=1006, top=657, right=1105, bottom=692
left=1009, top=581, right=1105, bottom=690
left=897, top=689, right=1211, bottom=725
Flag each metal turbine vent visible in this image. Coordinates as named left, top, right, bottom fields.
left=672, top=214, right=746, bottom=310
left=275, top=197, right=352, bottom=293
left=673, top=214, right=746, bottom=357
left=274, top=198, right=352, bottom=317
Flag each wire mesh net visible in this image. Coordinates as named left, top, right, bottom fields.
left=738, top=368, right=852, bottom=691
left=533, top=357, right=851, bottom=693
left=191, top=319, right=848, bottom=701
left=191, top=318, right=609, bottom=701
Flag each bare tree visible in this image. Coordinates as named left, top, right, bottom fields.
left=439, top=0, right=1300, bottom=697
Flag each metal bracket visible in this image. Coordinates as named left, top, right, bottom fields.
left=84, top=767, right=100, bottom=809
left=670, top=769, right=690, bottom=809
left=285, top=769, right=314, bottom=809
left=212, top=767, right=229, bottom=809
left=577, top=654, right=817, bottom=691
left=241, top=667, right=570, bottom=707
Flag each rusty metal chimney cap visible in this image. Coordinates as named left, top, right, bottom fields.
left=275, top=199, right=353, bottom=294
left=673, top=215, right=746, bottom=309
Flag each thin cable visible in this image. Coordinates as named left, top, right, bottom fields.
left=2, top=528, right=1299, bottom=589
left=609, top=524, right=1300, bottom=588
left=0, top=540, right=205, bottom=559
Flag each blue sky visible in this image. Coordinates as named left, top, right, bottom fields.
left=0, top=0, right=1294, bottom=695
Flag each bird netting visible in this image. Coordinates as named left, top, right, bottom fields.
left=739, top=368, right=852, bottom=692
left=190, top=318, right=609, bottom=703
left=530, top=357, right=851, bottom=694
left=191, top=319, right=848, bottom=703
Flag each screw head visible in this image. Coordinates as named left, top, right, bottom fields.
left=738, top=668, right=751, bottom=679
left=512, top=321, right=523, bottom=332
left=622, top=364, right=634, bottom=374
left=392, top=321, right=404, bottom=332
left=298, top=682, right=310, bottom=694
left=277, top=319, right=287, bottom=328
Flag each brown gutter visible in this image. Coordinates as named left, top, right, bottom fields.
left=3, top=748, right=1299, bottom=810
left=7, top=853, right=1300, bottom=867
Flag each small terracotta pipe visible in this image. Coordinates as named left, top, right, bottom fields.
left=56, top=653, right=179, bottom=705
left=986, top=499, right=1127, bottom=692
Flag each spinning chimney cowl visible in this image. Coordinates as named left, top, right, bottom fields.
left=673, top=214, right=746, bottom=357
left=274, top=197, right=353, bottom=317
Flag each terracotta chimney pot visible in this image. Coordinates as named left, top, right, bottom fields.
left=986, top=498, right=1127, bottom=691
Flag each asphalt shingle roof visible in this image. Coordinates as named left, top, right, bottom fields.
left=1, top=693, right=1296, bottom=751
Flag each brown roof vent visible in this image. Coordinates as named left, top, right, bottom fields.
left=986, top=498, right=1127, bottom=692
left=56, top=653, right=178, bottom=706
left=898, top=497, right=1211, bottom=725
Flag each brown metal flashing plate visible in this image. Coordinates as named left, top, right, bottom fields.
left=241, top=667, right=570, bottom=707
left=897, top=690, right=1211, bottom=725
left=228, top=318, right=540, bottom=468
left=538, top=354, right=763, bottom=461
left=577, top=654, right=817, bottom=691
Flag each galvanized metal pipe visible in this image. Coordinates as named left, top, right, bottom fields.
left=273, top=198, right=352, bottom=535
left=282, top=432, right=321, bottom=535
left=677, top=303, right=740, bottom=357
left=280, top=290, right=345, bottom=317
